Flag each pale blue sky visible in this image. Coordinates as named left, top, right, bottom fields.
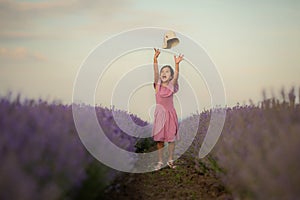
left=0, top=0, right=299, bottom=121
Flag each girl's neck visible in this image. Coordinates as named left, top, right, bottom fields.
left=161, top=80, right=169, bottom=87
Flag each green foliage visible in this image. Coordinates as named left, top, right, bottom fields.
left=195, top=155, right=225, bottom=175
left=135, top=138, right=156, bottom=153
left=71, top=160, right=116, bottom=200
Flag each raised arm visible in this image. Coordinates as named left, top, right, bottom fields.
left=172, top=54, right=184, bottom=85
left=153, top=48, right=160, bottom=84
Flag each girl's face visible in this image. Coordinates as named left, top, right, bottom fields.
left=160, top=67, right=172, bottom=82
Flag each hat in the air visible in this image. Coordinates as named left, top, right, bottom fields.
left=162, top=30, right=180, bottom=49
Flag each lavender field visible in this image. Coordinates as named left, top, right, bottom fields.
left=0, top=87, right=299, bottom=199
left=189, top=87, right=300, bottom=199
left=0, top=93, right=146, bottom=199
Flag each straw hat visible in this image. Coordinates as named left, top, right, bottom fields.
left=162, top=30, right=180, bottom=49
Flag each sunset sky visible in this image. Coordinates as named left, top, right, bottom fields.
left=1, top=0, right=299, bottom=121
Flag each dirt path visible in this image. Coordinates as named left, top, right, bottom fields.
left=101, top=155, right=233, bottom=200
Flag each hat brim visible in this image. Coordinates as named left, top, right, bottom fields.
left=163, top=38, right=180, bottom=49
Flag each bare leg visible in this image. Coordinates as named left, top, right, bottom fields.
left=157, top=141, right=164, bottom=162
left=168, top=142, right=175, bottom=161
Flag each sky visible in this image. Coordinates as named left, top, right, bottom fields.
left=0, top=0, right=300, bottom=121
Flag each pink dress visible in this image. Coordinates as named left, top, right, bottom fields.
left=152, top=79, right=180, bottom=142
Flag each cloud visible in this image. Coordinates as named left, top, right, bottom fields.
left=0, top=47, right=47, bottom=61
left=0, top=0, right=109, bottom=14
left=0, top=1, right=175, bottom=44
left=0, top=30, right=63, bottom=40
left=0, top=0, right=137, bottom=40
left=0, top=0, right=134, bottom=24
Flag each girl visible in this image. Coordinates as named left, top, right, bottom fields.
left=152, top=48, right=184, bottom=170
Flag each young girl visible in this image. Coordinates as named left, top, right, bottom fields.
left=152, top=48, right=184, bottom=170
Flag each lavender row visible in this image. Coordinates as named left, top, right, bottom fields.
left=188, top=87, right=300, bottom=199
left=0, top=93, right=147, bottom=199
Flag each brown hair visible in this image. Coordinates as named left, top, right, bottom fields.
left=160, top=65, right=174, bottom=78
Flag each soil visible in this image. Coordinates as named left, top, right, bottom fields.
left=101, top=155, right=233, bottom=200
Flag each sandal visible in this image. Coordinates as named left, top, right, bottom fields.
left=154, top=161, right=163, bottom=171
left=167, top=160, right=176, bottom=169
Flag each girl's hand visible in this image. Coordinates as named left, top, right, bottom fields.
left=154, top=48, right=160, bottom=59
left=174, top=54, right=184, bottom=64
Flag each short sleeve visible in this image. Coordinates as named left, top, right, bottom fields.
left=153, top=79, right=161, bottom=90
left=169, top=82, right=179, bottom=94
left=173, top=82, right=179, bottom=93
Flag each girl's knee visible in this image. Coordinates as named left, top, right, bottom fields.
left=157, top=141, right=164, bottom=147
